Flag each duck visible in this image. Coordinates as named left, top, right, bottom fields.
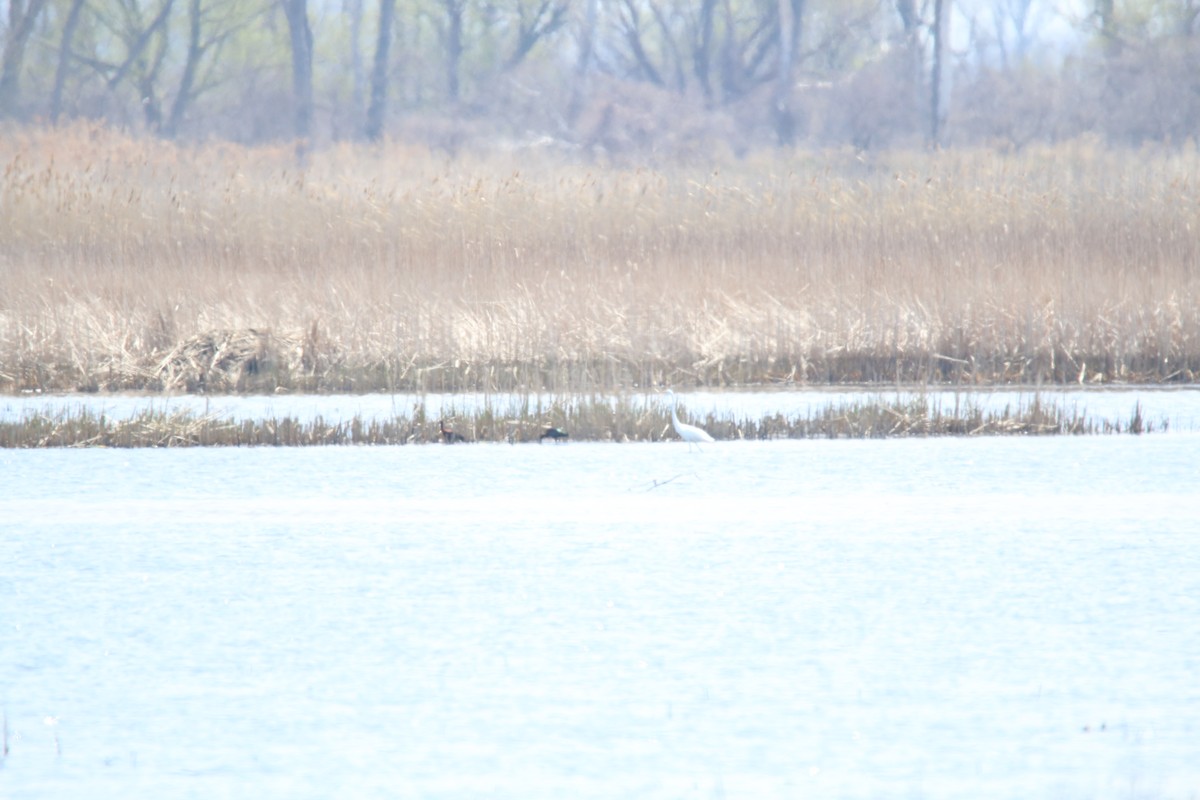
left=438, top=419, right=467, bottom=443
left=539, top=426, right=569, bottom=443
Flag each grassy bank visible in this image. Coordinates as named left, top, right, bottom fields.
left=0, top=396, right=1160, bottom=448
left=2, top=125, right=1199, bottom=394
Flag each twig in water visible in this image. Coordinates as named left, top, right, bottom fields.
left=638, top=473, right=688, bottom=492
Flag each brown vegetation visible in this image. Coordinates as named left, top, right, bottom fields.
left=2, top=125, right=1199, bottom=395
left=0, top=396, right=1160, bottom=448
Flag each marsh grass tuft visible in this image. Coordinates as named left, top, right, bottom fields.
left=3, top=126, right=1199, bottom=394
left=0, top=395, right=1162, bottom=448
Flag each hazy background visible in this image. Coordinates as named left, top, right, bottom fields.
left=1, top=0, right=1197, bottom=156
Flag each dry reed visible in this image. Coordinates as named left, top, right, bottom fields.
left=2, top=124, right=1199, bottom=394
left=0, top=395, right=1160, bottom=448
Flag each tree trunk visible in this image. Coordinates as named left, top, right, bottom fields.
left=365, top=0, right=396, bottom=141
left=1095, top=0, right=1120, bottom=57
left=619, top=0, right=663, bottom=86
left=445, top=0, right=464, bottom=102
left=164, top=0, right=202, bottom=137
left=771, top=0, right=805, bottom=145
left=281, top=0, right=315, bottom=142
left=50, top=0, right=87, bottom=123
left=138, top=30, right=171, bottom=131
left=895, top=0, right=923, bottom=132
left=930, top=0, right=945, bottom=146
left=565, top=0, right=597, bottom=127
left=693, top=0, right=718, bottom=104
left=0, top=0, right=49, bottom=118
left=647, top=2, right=686, bottom=93
left=348, top=0, right=365, bottom=131
left=718, top=0, right=737, bottom=98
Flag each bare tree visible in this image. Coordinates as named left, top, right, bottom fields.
left=0, top=0, right=50, bottom=117
left=365, top=0, right=396, bottom=140
left=711, top=0, right=784, bottom=103
left=616, top=0, right=665, bottom=86
left=566, top=0, right=598, bottom=126
left=605, top=0, right=777, bottom=101
left=347, top=0, right=365, bottom=130
left=65, top=0, right=177, bottom=130
left=102, top=0, right=175, bottom=95
left=46, top=0, right=260, bottom=134
left=772, top=0, right=804, bottom=145
left=504, top=0, right=569, bottom=71
left=930, top=0, right=945, bottom=145
left=50, top=0, right=89, bottom=123
left=1177, top=0, right=1200, bottom=35
left=894, top=0, right=922, bottom=110
left=163, top=0, right=202, bottom=136
left=441, top=0, right=467, bottom=102
left=990, top=0, right=1038, bottom=68
left=1093, top=0, right=1120, bottom=57
left=281, top=0, right=314, bottom=141
left=136, top=10, right=173, bottom=129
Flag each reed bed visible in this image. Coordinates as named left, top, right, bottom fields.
left=0, top=396, right=1161, bottom=448
left=2, top=125, right=1199, bottom=394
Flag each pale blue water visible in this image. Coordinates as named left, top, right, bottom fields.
left=3, top=432, right=1199, bottom=798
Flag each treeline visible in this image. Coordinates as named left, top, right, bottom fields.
left=1, top=0, right=1198, bottom=155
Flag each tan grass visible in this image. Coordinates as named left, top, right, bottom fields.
left=0, top=395, right=1159, bottom=447
left=2, top=124, right=1198, bottom=393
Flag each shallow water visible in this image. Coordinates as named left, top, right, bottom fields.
left=3, top=434, right=1199, bottom=798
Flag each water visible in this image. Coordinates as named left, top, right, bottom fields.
left=3, top=432, right=1200, bottom=798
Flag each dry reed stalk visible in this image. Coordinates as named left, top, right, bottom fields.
left=2, top=125, right=1198, bottom=394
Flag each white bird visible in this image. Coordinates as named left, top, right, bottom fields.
left=666, top=390, right=715, bottom=447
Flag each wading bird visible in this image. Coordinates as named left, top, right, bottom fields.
left=539, top=426, right=569, bottom=443
left=666, top=390, right=715, bottom=448
left=439, top=419, right=467, bottom=443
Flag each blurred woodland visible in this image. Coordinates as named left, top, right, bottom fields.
left=1, top=0, right=1198, bottom=156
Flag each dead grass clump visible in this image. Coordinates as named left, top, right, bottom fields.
left=153, top=326, right=342, bottom=393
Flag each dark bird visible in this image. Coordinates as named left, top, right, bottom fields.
left=439, top=419, right=467, bottom=443
left=539, top=426, right=569, bottom=443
